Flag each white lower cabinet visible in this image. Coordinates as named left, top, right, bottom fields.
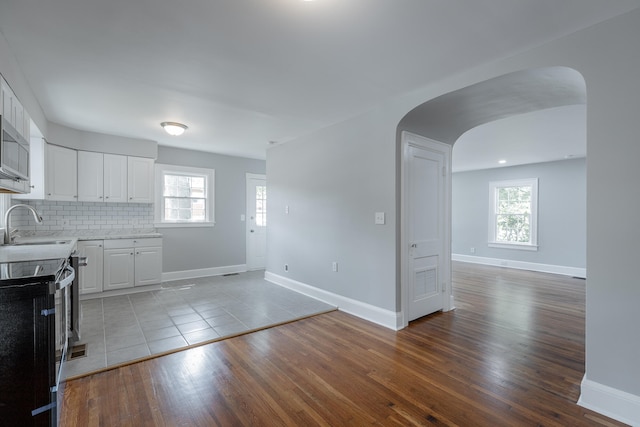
left=78, top=240, right=104, bottom=295
left=103, top=238, right=163, bottom=291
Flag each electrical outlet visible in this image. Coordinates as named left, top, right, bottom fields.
left=332, top=261, right=338, bottom=272
left=470, top=247, right=475, bottom=254
left=284, top=264, right=289, bottom=272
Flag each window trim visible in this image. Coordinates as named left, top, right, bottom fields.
left=154, top=163, right=215, bottom=228
left=488, top=178, right=538, bottom=251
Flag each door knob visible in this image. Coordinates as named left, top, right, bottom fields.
left=411, top=243, right=417, bottom=248
left=250, top=230, right=255, bottom=233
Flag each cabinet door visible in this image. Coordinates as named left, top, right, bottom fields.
left=134, top=245, right=163, bottom=287
left=104, top=154, right=127, bottom=203
left=78, top=240, right=104, bottom=295
left=77, top=151, right=104, bottom=202
left=13, top=137, right=44, bottom=200
left=127, top=157, right=154, bottom=203
left=13, top=98, right=24, bottom=136
left=45, top=144, right=77, bottom=201
left=103, top=248, right=135, bottom=291
left=22, top=109, right=30, bottom=141
left=1, top=79, right=13, bottom=124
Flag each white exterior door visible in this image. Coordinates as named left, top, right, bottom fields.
left=246, top=173, right=267, bottom=270
left=403, top=132, right=452, bottom=323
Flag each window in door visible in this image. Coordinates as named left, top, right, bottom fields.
left=255, top=185, right=266, bottom=227
left=488, top=178, right=538, bottom=250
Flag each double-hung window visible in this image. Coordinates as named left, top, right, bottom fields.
left=488, top=178, right=538, bottom=250
left=154, top=164, right=215, bottom=227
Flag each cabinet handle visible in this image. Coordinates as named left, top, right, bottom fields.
left=130, top=252, right=134, bottom=256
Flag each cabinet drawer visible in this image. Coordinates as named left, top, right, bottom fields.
left=103, top=237, right=162, bottom=249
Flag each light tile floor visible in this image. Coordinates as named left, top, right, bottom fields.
left=65, top=270, right=335, bottom=378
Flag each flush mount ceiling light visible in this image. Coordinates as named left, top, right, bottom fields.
left=161, top=122, right=188, bottom=136
left=498, top=159, right=507, bottom=164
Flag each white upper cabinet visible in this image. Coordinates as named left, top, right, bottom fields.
left=78, top=151, right=128, bottom=203
left=46, top=144, right=78, bottom=201
left=78, top=151, right=104, bottom=202
left=104, top=154, right=128, bottom=203
left=127, top=156, right=154, bottom=203
left=1, top=76, right=29, bottom=141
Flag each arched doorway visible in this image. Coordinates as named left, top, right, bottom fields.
left=397, top=66, right=586, bottom=327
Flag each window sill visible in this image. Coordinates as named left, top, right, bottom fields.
left=488, top=242, right=538, bottom=251
left=154, top=222, right=215, bottom=229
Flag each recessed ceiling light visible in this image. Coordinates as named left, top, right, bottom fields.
left=498, top=159, right=507, bottom=164
left=161, top=122, right=188, bottom=136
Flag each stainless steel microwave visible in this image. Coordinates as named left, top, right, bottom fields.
left=0, top=114, right=29, bottom=181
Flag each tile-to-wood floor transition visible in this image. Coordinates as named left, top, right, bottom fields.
left=65, top=270, right=335, bottom=378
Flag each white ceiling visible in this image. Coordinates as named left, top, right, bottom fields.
left=453, top=105, right=586, bottom=172
left=0, top=0, right=637, bottom=162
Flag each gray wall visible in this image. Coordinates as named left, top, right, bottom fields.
left=267, top=9, right=640, bottom=406
left=156, top=146, right=265, bottom=273
left=0, top=32, right=47, bottom=135
left=268, top=109, right=397, bottom=311
left=452, top=158, right=586, bottom=269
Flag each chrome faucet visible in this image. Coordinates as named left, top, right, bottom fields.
left=3, top=204, right=43, bottom=244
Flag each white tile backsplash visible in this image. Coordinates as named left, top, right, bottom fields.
left=10, top=200, right=155, bottom=232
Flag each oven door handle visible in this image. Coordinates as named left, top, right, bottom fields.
left=56, top=265, right=75, bottom=290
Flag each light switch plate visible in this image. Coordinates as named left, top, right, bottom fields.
left=375, top=212, right=385, bottom=225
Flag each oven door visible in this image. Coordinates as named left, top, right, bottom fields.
left=51, top=261, right=74, bottom=426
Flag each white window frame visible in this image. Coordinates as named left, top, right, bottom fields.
left=154, top=163, right=215, bottom=228
left=488, top=178, right=538, bottom=251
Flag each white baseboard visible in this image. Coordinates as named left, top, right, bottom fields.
left=452, top=254, right=586, bottom=278
left=578, top=375, right=640, bottom=426
left=264, top=271, right=402, bottom=331
left=162, top=264, right=247, bottom=282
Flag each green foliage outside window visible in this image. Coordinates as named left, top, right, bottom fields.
left=495, top=186, right=531, bottom=243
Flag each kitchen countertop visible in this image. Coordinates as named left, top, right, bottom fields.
left=0, top=237, right=78, bottom=263
left=0, top=230, right=162, bottom=263
left=17, top=229, right=163, bottom=241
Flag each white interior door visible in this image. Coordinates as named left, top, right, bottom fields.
left=246, top=174, right=267, bottom=270
left=404, top=133, right=451, bottom=322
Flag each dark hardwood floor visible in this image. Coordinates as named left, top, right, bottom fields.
left=61, top=262, right=625, bottom=426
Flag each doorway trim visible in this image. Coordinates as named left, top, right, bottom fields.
left=400, top=131, right=454, bottom=328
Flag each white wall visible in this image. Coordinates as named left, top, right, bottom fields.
left=268, top=107, right=397, bottom=312
left=267, top=9, right=640, bottom=423
left=47, top=122, right=157, bottom=158
left=156, top=146, right=266, bottom=276
left=452, top=159, right=586, bottom=275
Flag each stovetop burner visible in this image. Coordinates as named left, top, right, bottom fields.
left=0, top=258, right=65, bottom=282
